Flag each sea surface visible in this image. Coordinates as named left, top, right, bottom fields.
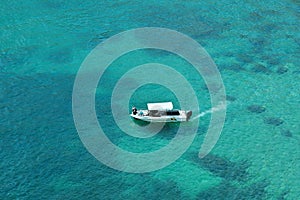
left=1, top=0, right=299, bottom=199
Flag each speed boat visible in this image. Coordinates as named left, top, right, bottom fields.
left=130, top=102, right=192, bottom=122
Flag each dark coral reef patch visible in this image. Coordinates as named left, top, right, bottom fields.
left=247, top=105, right=266, bottom=113
left=263, top=117, right=284, bottom=126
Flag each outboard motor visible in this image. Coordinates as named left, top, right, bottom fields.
left=132, top=107, right=137, bottom=115
left=186, top=110, right=192, bottom=121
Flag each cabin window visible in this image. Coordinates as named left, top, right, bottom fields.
left=166, top=110, right=180, bottom=115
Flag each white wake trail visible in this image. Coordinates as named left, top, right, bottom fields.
left=190, top=101, right=228, bottom=121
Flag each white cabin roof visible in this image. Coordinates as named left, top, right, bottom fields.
left=147, top=102, right=173, bottom=111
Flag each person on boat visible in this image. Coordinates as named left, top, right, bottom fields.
left=139, top=110, right=144, bottom=116
left=132, top=107, right=137, bottom=115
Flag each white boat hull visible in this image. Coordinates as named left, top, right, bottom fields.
left=130, top=110, right=192, bottom=123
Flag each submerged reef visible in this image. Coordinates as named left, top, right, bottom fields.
left=251, top=63, right=272, bottom=74
left=263, top=117, right=284, bottom=126
left=0, top=46, right=35, bottom=68
left=277, top=189, right=290, bottom=200
left=280, top=129, right=293, bottom=138
left=236, top=53, right=253, bottom=63
left=40, top=0, right=65, bottom=9
left=276, top=66, right=289, bottom=74
left=226, top=95, right=236, bottom=102
left=191, top=154, right=249, bottom=182
left=87, top=34, right=109, bottom=50
left=197, top=180, right=269, bottom=200
left=247, top=105, right=266, bottom=113
left=47, top=48, right=73, bottom=64
left=228, top=63, right=246, bottom=72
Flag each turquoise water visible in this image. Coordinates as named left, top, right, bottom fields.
left=1, top=0, right=299, bottom=199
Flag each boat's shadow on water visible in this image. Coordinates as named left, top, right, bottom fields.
left=131, top=118, right=151, bottom=126
left=131, top=118, right=185, bottom=139
left=131, top=116, right=209, bottom=140
left=132, top=118, right=181, bottom=128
